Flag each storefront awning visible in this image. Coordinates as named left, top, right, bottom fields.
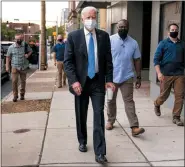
left=76, top=1, right=111, bottom=9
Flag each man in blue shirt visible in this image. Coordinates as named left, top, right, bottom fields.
left=51, top=35, right=66, bottom=88
left=106, top=19, right=145, bottom=137
left=153, top=23, right=185, bottom=126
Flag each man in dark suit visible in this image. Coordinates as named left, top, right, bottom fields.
left=64, top=6, right=115, bottom=164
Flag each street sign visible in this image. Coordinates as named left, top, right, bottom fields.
left=53, top=32, right=56, bottom=36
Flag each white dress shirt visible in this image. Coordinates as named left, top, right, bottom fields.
left=84, top=27, right=99, bottom=73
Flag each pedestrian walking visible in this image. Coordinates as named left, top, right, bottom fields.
left=153, top=23, right=185, bottom=126
left=51, top=34, right=66, bottom=88
left=64, top=6, right=115, bottom=164
left=6, top=33, right=32, bottom=102
left=106, top=19, right=145, bottom=137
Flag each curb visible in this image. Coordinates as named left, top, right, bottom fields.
left=2, top=69, right=38, bottom=103
left=2, top=60, right=55, bottom=103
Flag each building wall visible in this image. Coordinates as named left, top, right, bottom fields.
left=106, top=1, right=149, bottom=81
left=106, top=1, right=127, bottom=35
left=67, top=1, right=78, bottom=33
left=99, top=9, right=106, bottom=31
left=127, top=1, right=143, bottom=54
left=61, top=8, right=69, bottom=26
left=149, top=2, right=160, bottom=83
left=7, top=22, right=40, bottom=42
left=127, top=1, right=149, bottom=81
left=106, top=1, right=143, bottom=49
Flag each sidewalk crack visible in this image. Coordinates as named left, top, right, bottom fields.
left=116, top=120, right=153, bottom=167
left=37, top=73, right=57, bottom=165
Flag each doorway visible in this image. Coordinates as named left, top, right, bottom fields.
left=141, top=1, right=152, bottom=69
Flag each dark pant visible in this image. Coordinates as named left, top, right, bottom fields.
left=155, top=76, right=185, bottom=118
left=75, top=74, right=106, bottom=155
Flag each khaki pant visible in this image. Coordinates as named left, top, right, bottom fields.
left=11, top=67, right=27, bottom=97
left=154, top=76, right=185, bottom=118
left=107, top=78, right=139, bottom=128
left=57, top=61, right=66, bottom=87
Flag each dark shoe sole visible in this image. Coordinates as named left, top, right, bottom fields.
left=132, top=128, right=145, bottom=137
left=79, top=146, right=87, bottom=152
left=13, top=99, right=17, bottom=102
left=13, top=97, right=18, bottom=102
left=173, top=120, right=184, bottom=126
left=95, top=158, right=108, bottom=164
left=155, top=112, right=161, bottom=116
left=154, top=106, right=161, bottom=116
left=106, top=126, right=113, bottom=130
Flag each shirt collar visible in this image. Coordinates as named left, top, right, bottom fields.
left=14, top=41, right=26, bottom=48
left=57, top=42, right=64, bottom=45
left=13, top=42, right=24, bottom=47
left=84, top=27, right=95, bottom=36
left=167, top=37, right=181, bottom=43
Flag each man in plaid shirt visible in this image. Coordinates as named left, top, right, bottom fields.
left=6, top=33, right=32, bottom=102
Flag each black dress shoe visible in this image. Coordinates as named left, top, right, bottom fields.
left=13, top=97, right=17, bottom=102
left=20, top=96, right=25, bottom=100
left=95, top=154, right=108, bottom=164
left=79, top=144, right=87, bottom=152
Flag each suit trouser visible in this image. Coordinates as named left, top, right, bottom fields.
left=57, top=61, right=66, bottom=86
left=154, top=76, right=185, bottom=118
left=75, top=74, right=106, bottom=155
left=107, top=78, right=139, bottom=128
left=11, top=67, right=27, bottom=97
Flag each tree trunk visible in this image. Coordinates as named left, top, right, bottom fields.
left=40, top=0, right=46, bottom=70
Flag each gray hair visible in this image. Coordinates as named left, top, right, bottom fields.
left=81, top=6, right=97, bottom=18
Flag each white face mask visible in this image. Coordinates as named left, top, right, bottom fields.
left=84, top=19, right=97, bottom=31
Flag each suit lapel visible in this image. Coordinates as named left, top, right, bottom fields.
left=80, top=28, right=88, bottom=57
left=95, top=28, right=101, bottom=62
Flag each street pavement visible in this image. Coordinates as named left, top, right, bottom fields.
left=1, top=60, right=184, bottom=167
left=1, top=64, right=38, bottom=100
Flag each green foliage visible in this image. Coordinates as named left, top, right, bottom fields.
left=34, top=30, right=41, bottom=41
left=1, top=23, right=16, bottom=41
left=46, top=25, right=65, bottom=38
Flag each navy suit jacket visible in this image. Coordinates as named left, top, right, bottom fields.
left=64, top=28, right=113, bottom=95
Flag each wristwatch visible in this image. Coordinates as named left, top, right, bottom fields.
left=137, top=76, right=141, bottom=79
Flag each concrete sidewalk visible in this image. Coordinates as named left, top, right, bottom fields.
left=2, top=61, right=57, bottom=167
left=1, top=62, right=184, bottom=167
left=39, top=82, right=184, bottom=167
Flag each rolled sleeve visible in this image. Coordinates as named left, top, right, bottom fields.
left=6, top=46, right=12, bottom=58
left=153, top=41, right=164, bottom=66
left=133, top=42, right=141, bottom=59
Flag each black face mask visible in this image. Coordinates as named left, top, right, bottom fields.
left=170, top=32, right=178, bottom=38
left=118, top=29, right=128, bottom=39
left=16, top=40, right=22, bottom=45
left=58, top=39, right=63, bottom=42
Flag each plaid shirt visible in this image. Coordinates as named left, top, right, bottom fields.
left=6, top=42, right=32, bottom=70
